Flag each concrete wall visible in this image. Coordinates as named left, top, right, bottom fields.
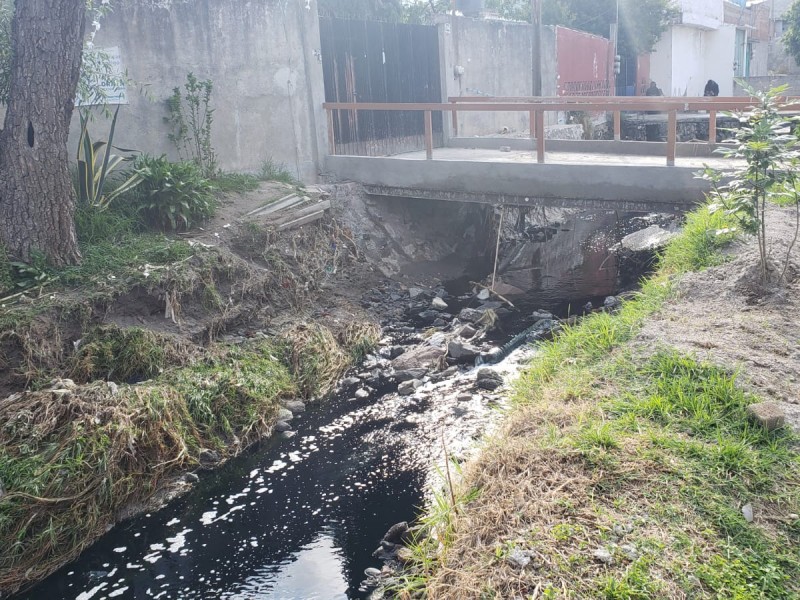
left=678, top=0, right=724, bottom=30
left=78, top=0, right=327, bottom=182
left=650, top=24, right=735, bottom=96
left=437, top=17, right=558, bottom=137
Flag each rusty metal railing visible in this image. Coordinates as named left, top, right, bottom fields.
left=323, top=97, right=800, bottom=166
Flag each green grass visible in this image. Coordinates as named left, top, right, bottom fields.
left=259, top=158, right=301, bottom=186
left=213, top=171, right=261, bottom=194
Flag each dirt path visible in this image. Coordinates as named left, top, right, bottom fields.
left=637, top=204, right=800, bottom=431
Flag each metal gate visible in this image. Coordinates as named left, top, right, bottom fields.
left=319, top=17, right=443, bottom=156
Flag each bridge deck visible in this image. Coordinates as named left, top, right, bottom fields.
left=389, top=146, right=739, bottom=170
left=326, top=145, right=741, bottom=213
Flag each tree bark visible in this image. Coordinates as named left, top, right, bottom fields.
left=0, top=0, right=85, bottom=266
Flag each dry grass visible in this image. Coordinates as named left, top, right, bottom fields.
left=281, top=321, right=380, bottom=399
left=411, top=351, right=800, bottom=600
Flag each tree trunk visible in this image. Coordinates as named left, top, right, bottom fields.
left=0, top=0, right=85, bottom=266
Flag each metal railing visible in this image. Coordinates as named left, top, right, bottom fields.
left=323, top=96, right=800, bottom=166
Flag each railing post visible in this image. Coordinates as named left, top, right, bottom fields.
left=424, top=110, right=433, bottom=160
left=451, top=100, right=459, bottom=137
left=667, top=109, right=677, bottom=166
left=326, top=108, right=336, bottom=156
left=535, top=110, right=545, bottom=164
left=613, top=110, right=621, bottom=141
left=708, top=110, right=717, bottom=145
left=530, top=110, right=536, bottom=139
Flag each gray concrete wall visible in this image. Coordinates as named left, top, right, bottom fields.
left=437, top=17, right=558, bottom=139
left=76, top=0, right=327, bottom=182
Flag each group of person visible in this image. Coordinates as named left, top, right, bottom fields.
left=644, top=79, right=719, bottom=97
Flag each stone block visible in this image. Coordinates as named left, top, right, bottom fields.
left=746, top=402, right=785, bottom=432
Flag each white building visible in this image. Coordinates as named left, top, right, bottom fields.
left=649, top=0, right=737, bottom=96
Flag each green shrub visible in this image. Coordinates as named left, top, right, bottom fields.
left=130, top=155, right=216, bottom=231
left=74, top=202, right=140, bottom=246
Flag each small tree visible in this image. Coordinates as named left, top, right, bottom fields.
left=783, top=0, right=800, bottom=66
left=699, top=85, right=800, bottom=284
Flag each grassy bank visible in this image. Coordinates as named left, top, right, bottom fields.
left=394, top=205, right=800, bottom=599
left=0, top=197, right=380, bottom=595
left=0, top=321, right=379, bottom=596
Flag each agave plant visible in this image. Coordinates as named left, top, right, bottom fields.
left=77, top=105, right=143, bottom=210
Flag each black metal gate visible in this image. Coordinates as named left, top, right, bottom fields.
left=319, top=17, right=443, bottom=156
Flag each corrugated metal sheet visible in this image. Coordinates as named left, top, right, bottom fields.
left=555, top=26, right=613, bottom=97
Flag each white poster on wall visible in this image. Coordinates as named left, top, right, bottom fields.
left=76, top=46, right=128, bottom=106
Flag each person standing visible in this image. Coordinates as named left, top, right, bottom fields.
left=704, top=79, right=719, bottom=97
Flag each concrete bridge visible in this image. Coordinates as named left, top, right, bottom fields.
left=321, top=96, right=776, bottom=213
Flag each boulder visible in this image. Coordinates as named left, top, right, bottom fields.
left=392, top=346, right=446, bottom=370
left=476, top=288, right=491, bottom=301
left=199, top=449, right=221, bottom=464
left=382, top=521, right=410, bottom=544
left=283, top=400, right=306, bottom=413
left=620, top=225, right=678, bottom=253
left=277, top=408, right=294, bottom=421
left=394, top=368, right=427, bottom=382
left=274, top=421, right=292, bottom=432
left=408, top=287, right=424, bottom=299
left=431, top=297, right=448, bottom=310
left=355, top=388, right=370, bottom=399
left=593, top=547, right=614, bottom=565
left=417, top=310, right=440, bottom=322
left=447, top=340, right=480, bottom=362
left=398, top=379, right=422, bottom=396
left=477, top=368, right=503, bottom=390
left=459, top=324, right=477, bottom=339
left=746, top=402, right=785, bottom=431
left=183, top=472, right=200, bottom=484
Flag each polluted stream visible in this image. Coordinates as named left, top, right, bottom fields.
left=19, top=210, right=664, bottom=600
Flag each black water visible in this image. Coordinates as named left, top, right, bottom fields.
left=21, top=381, right=440, bottom=600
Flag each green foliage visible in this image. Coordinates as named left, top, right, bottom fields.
left=73, top=202, right=140, bottom=247
left=699, top=84, right=800, bottom=283
left=214, top=172, right=261, bottom=194
left=259, top=158, right=300, bottom=186
left=486, top=0, right=677, bottom=57
left=76, top=106, right=142, bottom=210
left=131, top=155, right=217, bottom=232
left=166, top=73, right=217, bottom=177
left=0, top=1, right=128, bottom=107
left=658, top=205, right=738, bottom=273
left=61, top=233, right=194, bottom=287
left=783, top=0, right=800, bottom=67
left=70, top=326, right=170, bottom=383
